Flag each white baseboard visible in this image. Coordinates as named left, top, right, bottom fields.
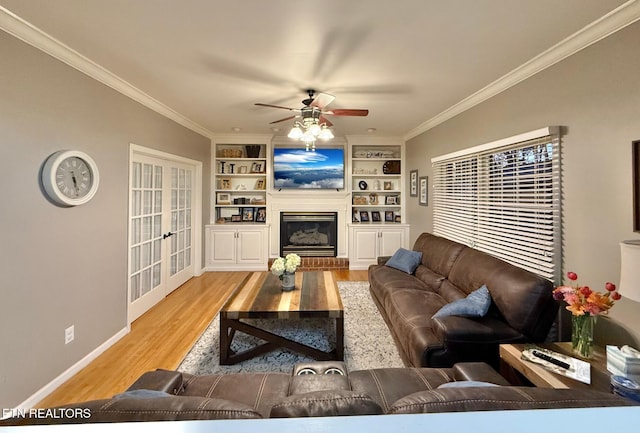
left=14, top=326, right=130, bottom=410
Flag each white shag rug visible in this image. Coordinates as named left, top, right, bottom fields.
left=178, top=281, right=404, bottom=375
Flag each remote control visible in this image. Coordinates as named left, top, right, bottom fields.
left=532, top=350, right=571, bottom=369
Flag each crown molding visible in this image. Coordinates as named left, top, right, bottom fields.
left=404, top=0, right=640, bottom=141
left=0, top=6, right=214, bottom=139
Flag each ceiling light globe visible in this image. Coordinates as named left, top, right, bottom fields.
left=319, top=127, right=334, bottom=140
left=308, top=123, right=321, bottom=136
left=288, top=126, right=303, bottom=139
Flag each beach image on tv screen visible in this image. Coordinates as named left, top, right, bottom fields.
left=273, top=148, right=344, bottom=189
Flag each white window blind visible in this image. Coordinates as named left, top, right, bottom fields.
left=431, top=127, right=561, bottom=281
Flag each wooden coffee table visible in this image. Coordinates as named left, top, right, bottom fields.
left=219, top=271, right=344, bottom=365
left=499, top=343, right=611, bottom=393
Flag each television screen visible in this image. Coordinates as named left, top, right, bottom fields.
left=273, top=147, right=345, bottom=189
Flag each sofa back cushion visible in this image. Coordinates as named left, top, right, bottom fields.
left=412, top=233, right=465, bottom=284
left=270, top=390, right=383, bottom=417
left=446, top=247, right=555, bottom=338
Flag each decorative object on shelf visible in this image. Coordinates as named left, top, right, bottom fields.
left=231, top=214, right=242, bottom=222
left=553, top=271, right=621, bottom=358
left=41, top=150, right=100, bottom=207
left=358, top=180, right=368, bottom=190
left=419, top=176, right=429, bottom=206
left=255, top=208, right=267, bottom=223
left=359, top=211, right=369, bottom=222
left=216, top=193, right=231, bottom=205
left=352, top=209, right=360, bottom=222
left=219, top=161, right=226, bottom=174
left=219, top=178, right=231, bottom=189
left=250, top=197, right=266, bottom=205
left=374, top=179, right=381, bottom=190
left=384, top=181, right=393, bottom=190
left=270, top=253, right=301, bottom=292
left=250, top=162, right=264, bottom=173
left=410, top=170, right=418, bottom=197
left=255, top=179, right=265, bottom=190
left=235, top=184, right=247, bottom=190
left=382, top=160, right=401, bottom=174
left=220, top=148, right=243, bottom=158
left=239, top=166, right=248, bottom=174
left=385, top=195, right=398, bottom=205
left=371, top=211, right=381, bottom=222
left=229, top=163, right=235, bottom=174
left=353, top=196, right=367, bottom=205
left=246, top=145, right=261, bottom=158
left=241, top=207, right=255, bottom=221
left=394, top=215, right=402, bottom=223
left=368, top=192, right=378, bottom=205
left=385, top=211, right=394, bottom=222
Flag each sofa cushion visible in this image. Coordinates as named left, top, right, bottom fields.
left=385, top=248, right=422, bottom=274
left=432, top=285, right=491, bottom=319
left=270, top=390, right=383, bottom=417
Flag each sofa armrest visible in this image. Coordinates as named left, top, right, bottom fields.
left=452, top=362, right=510, bottom=385
left=377, top=256, right=392, bottom=265
left=126, top=369, right=184, bottom=395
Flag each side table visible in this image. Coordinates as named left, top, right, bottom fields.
left=499, top=342, right=612, bottom=393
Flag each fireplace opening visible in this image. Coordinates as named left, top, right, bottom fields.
left=280, top=212, right=338, bottom=257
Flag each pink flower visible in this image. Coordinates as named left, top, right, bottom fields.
left=567, top=272, right=578, bottom=281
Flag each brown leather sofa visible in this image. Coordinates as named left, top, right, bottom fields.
left=368, top=232, right=559, bottom=368
left=2, top=362, right=633, bottom=424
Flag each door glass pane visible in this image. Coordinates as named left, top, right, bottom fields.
left=132, top=162, right=141, bottom=188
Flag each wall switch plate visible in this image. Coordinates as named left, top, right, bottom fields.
left=65, top=325, right=74, bottom=344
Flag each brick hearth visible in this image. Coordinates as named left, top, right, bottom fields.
left=268, top=257, right=349, bottom=271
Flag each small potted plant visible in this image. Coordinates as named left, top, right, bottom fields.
left=270, top=253, right=302, bottom=291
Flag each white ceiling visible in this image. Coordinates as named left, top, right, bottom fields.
left=0, top=0, right=634, bottom=139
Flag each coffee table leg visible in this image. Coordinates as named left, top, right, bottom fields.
left=335, top=317, right=344, bottom=361
left=220, top=317, right=231, bottom=364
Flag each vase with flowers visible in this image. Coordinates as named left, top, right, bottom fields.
left=553, top=271, right=621, bottom=358
left=270, top=253, right=302, bottom=291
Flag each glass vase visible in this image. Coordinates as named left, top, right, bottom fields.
left=281, top=271, right=295, bottom=292
left=571, top=314, right=596, bottom=358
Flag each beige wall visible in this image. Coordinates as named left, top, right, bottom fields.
left=405, top=22, right=640, bottom=346
left=0, top=32, right=210, bottom=407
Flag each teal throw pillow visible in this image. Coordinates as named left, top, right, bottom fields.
left=432, top=285, right=491, bottom=319
left=385, top=248, right=422, bottom=274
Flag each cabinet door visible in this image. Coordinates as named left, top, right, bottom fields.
left=379, top=229, right=406, bottom=257
left=209, top=230, right=237, bottom=264
left=237, top=230, right=265, bottom=264
left=353, top=228, right=380, bottom=263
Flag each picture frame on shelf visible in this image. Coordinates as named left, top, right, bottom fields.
left=255, top=179, right=265, bottom=190
left=359, top=211, right=369, bottom=222
left=368, top=192, right=378, bottom=205
left=250, top=162, right=264, bottom=173
left=216, top=192, right=231, bottom=204
left=241, top=207, right=255, bottom=221
left=255, top=207, right=266, bottom=223
left=383, top=181, right=393, bottom=190
left=231, top=214, right=242, bottom=222
left=410, top=170, right=418, bottom=197
left=385, top=211, right=394, bottom=222
left=385, top=195, right=398, bottom=205
left=219, top=178, right=232, bottom=190
left=419, top=176, right=429, bottom=206
left=371, top=211, right=381, bottom=222
left=394, top=215, right=402, bottom=223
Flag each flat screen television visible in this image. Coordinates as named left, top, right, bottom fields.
left=273, top=147, right=345, bottom=189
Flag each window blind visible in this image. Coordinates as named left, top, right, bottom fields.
left=432, top=127, right=561, bottom=282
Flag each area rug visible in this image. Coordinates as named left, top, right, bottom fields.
left=177, top=281, right=404, bottom=375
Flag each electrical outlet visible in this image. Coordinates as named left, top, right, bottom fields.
left=65, top=325, right=74, bottom=344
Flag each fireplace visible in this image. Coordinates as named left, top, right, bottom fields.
left=280, top=212, right=338, bottom=257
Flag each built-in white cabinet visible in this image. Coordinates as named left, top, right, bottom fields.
left=205, top=225, right=269, bottom=270
left=348, top=225, right=409, bottom=269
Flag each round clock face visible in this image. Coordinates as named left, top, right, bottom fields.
left=42, top=150, right=100, bottom=206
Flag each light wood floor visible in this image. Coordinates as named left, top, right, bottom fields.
left=37, top=270, right=368, bottom=408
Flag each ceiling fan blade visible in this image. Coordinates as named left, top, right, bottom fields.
left=269, top=115, right=297, bottom=124
left=319, top=116, right=333, bottom=127
left=324, top=108, right=369, bottom=116
left=255, top=103, right=296, bottom=111
left=309, top=92, right=335, bottom=109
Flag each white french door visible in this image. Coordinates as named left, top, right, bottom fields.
left=128, top=148, right=198, bottom=323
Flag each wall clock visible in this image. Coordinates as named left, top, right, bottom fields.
left=42, top=150, right=100, bottom=206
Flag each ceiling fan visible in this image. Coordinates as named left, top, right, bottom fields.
left=255, top=89, right=369, bottom=127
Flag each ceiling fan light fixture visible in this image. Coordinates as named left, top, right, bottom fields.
left=288, top=125, right=303, bottom=139
left=318, top=125, right=334, bottom=140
